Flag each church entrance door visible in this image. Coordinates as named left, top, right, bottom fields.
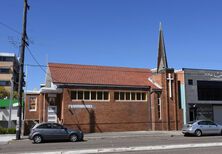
left=48, top=106, right=57, bottom=123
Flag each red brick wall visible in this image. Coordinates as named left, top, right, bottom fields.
left=25, top=94, right=41, bottom=121
left=62, top=88, right=152, bottom=133
left=151, top=69, right=183, bottom=130
left=176, top=70, right=185, bottom=84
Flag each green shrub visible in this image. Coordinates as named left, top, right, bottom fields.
left=0, top=128, right=16, bottom=134
left=0, top=128, right=7, bottom=134
left=7, top=128, right=16, bottom=134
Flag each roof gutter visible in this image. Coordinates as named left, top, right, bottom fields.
left=54, top=83, right=150, bottom=90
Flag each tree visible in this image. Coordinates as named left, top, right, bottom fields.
left=0, top=87, right=10, bottom=99
left=13, top=91, right=19, bottom=99
left=0, top=87, right=18, bottom=99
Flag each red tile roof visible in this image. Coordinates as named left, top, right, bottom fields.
left=48, top=63, right=158, bottom=88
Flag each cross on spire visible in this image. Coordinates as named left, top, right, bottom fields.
left=157, top=22, right=168, bottom=73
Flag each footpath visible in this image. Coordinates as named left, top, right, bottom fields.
left=0, top=131, right=181, bottom=145
left=86, top=130, right=181, bottom=139
left=0, top=134, right=15, bottom=145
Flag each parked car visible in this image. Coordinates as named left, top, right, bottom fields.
left=29, top=122, right=84, bottom=143
left=182, top=120, right=222, bottom=137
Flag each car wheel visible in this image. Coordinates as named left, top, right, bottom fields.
left=195, top=129, right=202, bottom=137
left=184, top=133, right=189, bottom=137
left=33, top=135, right=42, bottom=144
left=70, top=134, right=78, bottom=142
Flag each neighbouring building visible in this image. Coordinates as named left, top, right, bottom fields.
left=0, top=52, right=19, bottom=91
left=177, top=68, right=222, bottom=125
left=0, top=99, right=18, bottom=128
left=24, top=25, right=183, bottom=134
left=0, top=53, right=19, bottom=128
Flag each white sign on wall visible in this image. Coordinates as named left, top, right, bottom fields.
left=68, top=104, right=94, bottom=109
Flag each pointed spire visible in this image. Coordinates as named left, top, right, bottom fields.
left=159, top=22, right=162, bottom=31
left=157, top=22, right=168, bottom=73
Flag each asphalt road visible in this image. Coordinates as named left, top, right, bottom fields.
left=123, top=147, right=222, bottom=154
left=1, top=133, right=222, bottom=153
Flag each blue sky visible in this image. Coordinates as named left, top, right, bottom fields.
left=1, top=0, right=222, bottom=90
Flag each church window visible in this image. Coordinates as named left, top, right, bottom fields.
left=84, top=91, right=90, bottom=100
left=136, top=93, right=141, bottom=100
left=71, top=91, right=77, bottom=100
left=29, top=96, right=37, bottom=111
left=142, top=93, right=146, bottom=100
left=177, top=81, right=182, bottom=109
left=97, top=91, right=103, bottom=100
left=157, top=95, right=161, bottom=120
left=126, top=92, right=130, bottom=100
left=71, top=90, right=109, bottom=101
left=131, top=92, right=135, bottom=100
left=78, top=91, right=83, bottom=100
left=120, top=92, right=125, bottom=100
left=91, top=91, right=96, bottom=100
left=114, top=91, right=147, bottom=101
left=104, top=92, right=109, bottom=100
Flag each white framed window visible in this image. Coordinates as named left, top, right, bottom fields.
left=114, top=91, right=147, bottom=101
left=28, top=96, right=37, bottom=111
left=71, top=90, right=110, bottom=101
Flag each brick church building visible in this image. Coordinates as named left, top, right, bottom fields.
left=24, top=25, right=183, bottom=133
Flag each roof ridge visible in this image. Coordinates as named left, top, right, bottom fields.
left=48, top=62, right=151, bottom=73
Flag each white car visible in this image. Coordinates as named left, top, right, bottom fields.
left=182, top=120, right=222, bottom=137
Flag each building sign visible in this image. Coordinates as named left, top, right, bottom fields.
left=204, top=72, right=222, bottom=79
left=68, top=104, right=94, bottom=109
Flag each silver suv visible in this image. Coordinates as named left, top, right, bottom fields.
left=182, top=120, right=222, bottom=137
left=29, top=122, right=84, bottom=143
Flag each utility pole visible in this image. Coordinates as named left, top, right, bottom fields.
left=16, top=0, right=29, bottom=140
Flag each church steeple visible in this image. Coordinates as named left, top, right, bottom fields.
left=157, top=22, right=168, bottom=73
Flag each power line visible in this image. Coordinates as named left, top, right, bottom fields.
left=25, top=64, right=47, bottom=67
left=26, top=47, right=47, bottom=74
left=0, top=21, right=21, bottom=35
left=26, top=47, right=61, bottom=83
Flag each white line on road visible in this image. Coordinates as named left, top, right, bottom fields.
left=23, top=142, right=222, bottom=154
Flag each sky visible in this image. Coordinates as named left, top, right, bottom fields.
left=1, top=0, right=222, bottom=90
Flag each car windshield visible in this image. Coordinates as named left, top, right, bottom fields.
left=32, top=123, right=40, bottom=129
